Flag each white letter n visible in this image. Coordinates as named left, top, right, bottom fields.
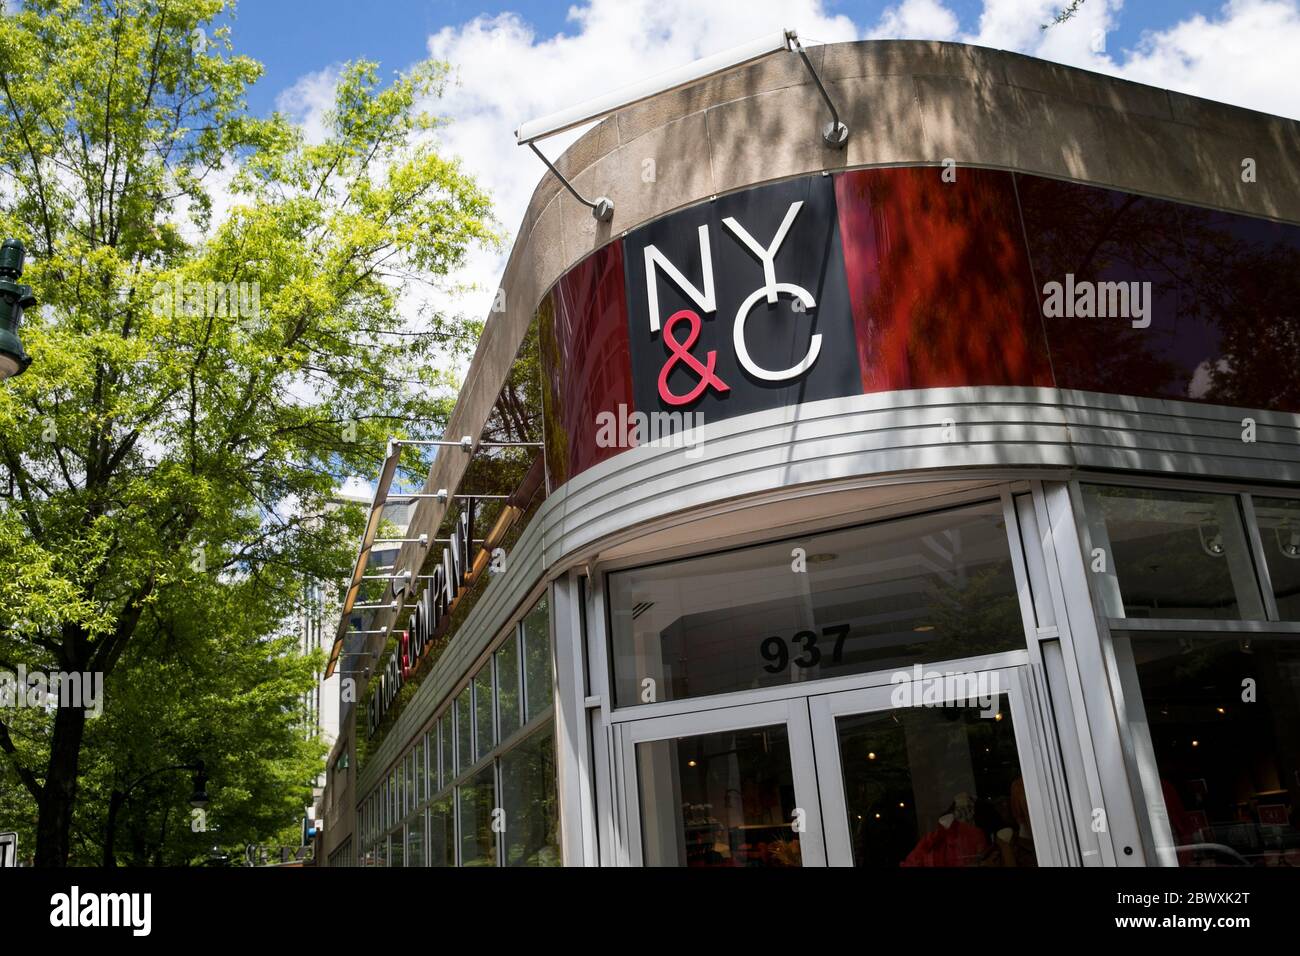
left=644, top=224, right=716, bottom=334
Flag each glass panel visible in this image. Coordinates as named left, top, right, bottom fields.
left=458, top=764, right=497, bottom=867
left=389, top=829, right=404, bottom=868
left=423, top=731, right=434, bottom=801
left=524, top=598, right=553, bottom=720
left=438, top=716, right=449, bottom=791
left=636, top=724, right=801, bottom=867
left=1252, top=497, right=1300, bottom=620
left=475, top=664, right=495, bottom=761
left=501, top=722, right=561, bottom=866
left=609, top=502, right=1022, bottom=707
left=1116, top=632, right=1300, bottom=866
left=456, top=688, right=473, bottom=776
left=406, top=751, right=415, bottom=814
left=496, top=633, right=523, bottom=742
left=429, top=794, right=456, bottom=867
left=1081, top=485, right=1264, bottom=620
left=835, top=694, right=1034, bottom=867
left=407, top=810, right=425, bottom=867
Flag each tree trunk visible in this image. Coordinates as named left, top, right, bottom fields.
left=34, top=702, right=87, bottom=867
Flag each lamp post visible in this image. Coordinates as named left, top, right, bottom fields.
left=103, top=760, right=209, bottom=867
left=0, top=239, right=35, bottom=380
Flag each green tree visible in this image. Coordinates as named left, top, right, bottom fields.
left=0, top=0, right=496, bottom=865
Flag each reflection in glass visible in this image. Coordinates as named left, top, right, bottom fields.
left=1116, top=633, right=1300, bottom=866
left=474, top=664, right=495, bottom=762
left=423, top=731, right=434, bottom=801
left=500, top=723, right=561, bottom=866
left=636, top=724, right=801, bottom=867
left=523, top=598, right=553, bottom=721
left=609, top=502, right=1022, bottom=707
left=429, top=795, right=456, bottom=867
left=1081, top=485, right=1264, bottom=620
left=836, top=695, right=1033, bottom=867
left=1252, top=497, right=1300, bottom=620
left=407, top=810, right=425, bottom=867
left=496, top=633, right=523, bottom=742
left=388, top=829, right=404, bottom=868
left=438, top=716, right=448, bottom=790
left=456, top=688, right=472, bottom=775
left=458, top=765, right=497, bottom=867
left=406, top=751, right=416, bottom=812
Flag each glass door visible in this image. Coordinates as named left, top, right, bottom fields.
left=617, top=699, right=826, bottom=866
left=809, top=665, right=1068, bottom=867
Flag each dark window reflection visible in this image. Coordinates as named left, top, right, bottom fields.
left=609, top=501, right=1023, bottom=707
left=1082, top=484, right=1264, bottom=620
left=458, top=765, right=497, bottom=867
left=637, top=725, right=801, bottom=867
left=836, top=696, right=1035, bottom=867
left=1252, top=497, right=1300, bottom=620
left=1122, top=634, right=1300, bottom=866
left=1018, top=173, right=1300, bottom=412
left=500, top=724, right=561, bottom=866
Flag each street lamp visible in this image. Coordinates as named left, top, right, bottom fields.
left=0, top=239, right=35, bottom=381
left=103, top=760, right=210, bottom=867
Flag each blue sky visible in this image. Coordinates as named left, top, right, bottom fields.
left=228, top=1, right=1227, bottom=118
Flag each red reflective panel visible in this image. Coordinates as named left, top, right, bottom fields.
left=835, top=167, right=1053, bottom=393
left=538, top=241, right=635, bottom=487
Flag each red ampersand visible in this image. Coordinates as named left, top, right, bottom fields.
left=657, top=309, right=730, bottom=406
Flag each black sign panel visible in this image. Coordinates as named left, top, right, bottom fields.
left=623, top=175, right=860, bottom=424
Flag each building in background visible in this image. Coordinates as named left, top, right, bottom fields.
left=318, top=39, right=1300, bottom=869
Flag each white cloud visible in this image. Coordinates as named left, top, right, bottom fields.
left=275, top=65, right=345, bottom=145
left=870, top=0, right=961, bottom=40
left=1111, top=0, right=1300, bottom=120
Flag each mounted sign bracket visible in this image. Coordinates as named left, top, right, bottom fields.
left=528, top=142, right=615, bottom=222
left=514, top=27, right=849, bottom=223
left=785, top=31, right=849, bottom=147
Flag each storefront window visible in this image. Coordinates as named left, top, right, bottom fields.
left=405, top=750, right=415, bottom=812
left=456, top=688, right=472, bottom=775
left=437, top=716, right=449, bottom=790
left=1081, top=485, right=1264, bottom=620
left=500, top=724, right=561, bottom=866
left=608, top=501, right=1023, bottom=707
left=1114, top=632, right=1300, bottom=866
left=523, top=597, right=553, bottom=720
left=637, top=724, right=801, bottom=867
left=836, top=696, right=1034, bottom=867
left=429, top=794, right=455, bottom=866
left=423, top=731, right=434, bottom=801
left=474, top=663, right=495, bottom=762
left=1251, top=496, right=1300, bottom=620
left=496, top=633, right=522, bottom=742
left=458, top=764, right=497, bottom=867
left=407, top=810, right=425, bottom=868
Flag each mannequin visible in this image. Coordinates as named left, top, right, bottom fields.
left=902, top=792, right=989, bottom=867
